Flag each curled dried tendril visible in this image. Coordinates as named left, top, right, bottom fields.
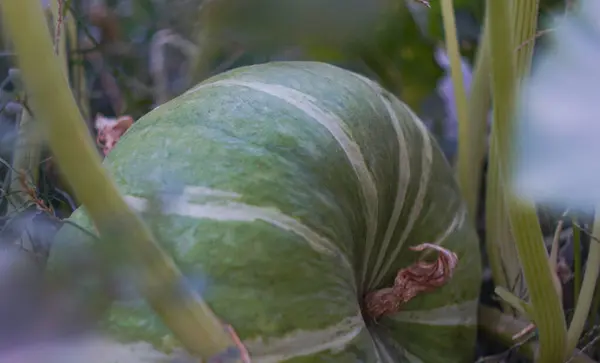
left=95, top=113, right=134, bottom=155
left=364, top=243, right=459, bottom=320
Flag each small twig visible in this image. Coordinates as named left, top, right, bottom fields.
left=17, top=170, right=55, bottom=216
left=516, top=28, right=555, bottom=52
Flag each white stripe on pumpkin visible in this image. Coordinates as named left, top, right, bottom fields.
left=183, top=185, right=242, bottom=198
left=416, top=206, right=467, bottom=264
left=433, top=206, right=466, bottom=248
left=371, top=99, right=433, bottom=288
left=243, top=314, right=365, bottom=362
left=187, top=79, right=380, bottom=285
left=123, top=194, right=355, bottom=278
left=389, top=299, right=478, bottom=326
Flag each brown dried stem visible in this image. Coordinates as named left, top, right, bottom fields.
left=364, top=243, right=458, bottom=320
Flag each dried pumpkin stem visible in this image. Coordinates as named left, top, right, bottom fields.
left=364, top=243, right=458, bottom=320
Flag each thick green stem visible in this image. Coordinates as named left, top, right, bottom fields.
left=487, top=0, right=567, bottom=362
left=567, top=214, right=600, bottom=353
left=482, top=14, right=518, bottom=309
left=0, top=1, right=242, bottom=361
left=484, top=1, right=523, bottom=318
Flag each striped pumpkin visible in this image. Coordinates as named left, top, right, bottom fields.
left=50, top=61, right=481, bottom=362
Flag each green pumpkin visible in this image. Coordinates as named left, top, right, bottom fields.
left=50, top=61, right=481, bottom=362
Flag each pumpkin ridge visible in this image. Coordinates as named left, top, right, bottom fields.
left=369, top=96, right=434, bottom=289
left=123, top=194, right=355, bottom=278
left=361, top=90, right=412, bottom=289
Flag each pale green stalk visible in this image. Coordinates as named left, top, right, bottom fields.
left=487, top=0, right=567, bottom=362
left=439, top=0, right=477, bottom=220
left=469, top=11, right=526, bottom=315
left=483, top=0, right=527, bottom=317
left=0, top=1, right=244, bottom=361
left=567, top=214, right=600, bottom=353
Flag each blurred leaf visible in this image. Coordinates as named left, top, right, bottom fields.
left=195, top=1, right=442, bottom=111
left=353, top=3, right=443, bottom=108
left=200, top=0, right=393, bottom=52
left=514, top=0, right=600, bottom=211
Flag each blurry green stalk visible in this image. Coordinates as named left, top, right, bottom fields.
left=0, top=1, right=244, bottom=361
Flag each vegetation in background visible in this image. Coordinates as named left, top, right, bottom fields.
left=0, top=0, right=599, bottom=362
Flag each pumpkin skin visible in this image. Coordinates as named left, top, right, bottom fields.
left=50, top=61, right=481, bottom=362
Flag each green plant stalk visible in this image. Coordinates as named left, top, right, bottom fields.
left=482, top=3, right=526, bottom=317
left=510, top=0, right=598, bottom=355
left=567, top=214, right=600, bottom=353
left=478, top=305, right=595, bottom=363
left=463, top=5, right=526, bottom=317
left=573, top=218, right=581, bottom=306
left=494, top=286, right=533, bottom=317
left=439, top=0, right=473, bottom=215
left=487, top=129, right=527, bottom=309
left=486, top=0, right=567, bottom=362
left=486, top=139, right=522, bottom=315
left=0, top=1, right=243, bottom=361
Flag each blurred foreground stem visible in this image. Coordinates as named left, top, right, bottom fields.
left=486, top=0, right=567, bottom=362
left=0, top=1, right=243, bottom=361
